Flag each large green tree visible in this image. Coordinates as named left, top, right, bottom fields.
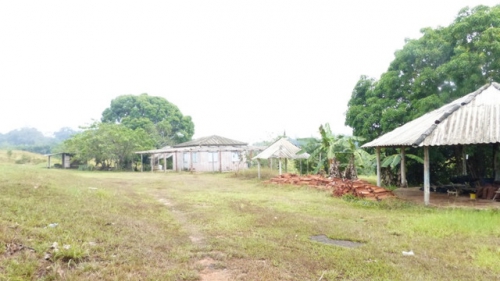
left=346, top=5, right=500, bottom=140
left=101, top=94, right=194, bottom=147
left=64, top=122, right=153, bottom=170
left=345, top=5, right=500, bottom=184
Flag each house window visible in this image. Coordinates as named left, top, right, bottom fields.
left=208, top=152, right=218, bottom=162
left=192, top=152, right=198, bottom=163
left=232, top=152, right=240, bottom=162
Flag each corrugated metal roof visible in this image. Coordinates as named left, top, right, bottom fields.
left=252, top=138, right=310, bottom=159
left=362, top=82, right=500, bottom=148
left=173, top=135, right=247, bottom=148
left=136, top=145, right=264, bottom=155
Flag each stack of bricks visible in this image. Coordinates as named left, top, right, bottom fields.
left=265, top=173, right=395, bottom=200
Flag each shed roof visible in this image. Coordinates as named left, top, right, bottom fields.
left=173, top=135, right=247, bottom=148
left=362, top=82, right=500, bottom=148
left=135, top=144, right=264, bottom=155
left=252, top=138, right=310, bottom=160
left=44, top=152, right=74, bottom=157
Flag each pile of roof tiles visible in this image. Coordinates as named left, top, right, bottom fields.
left=265, top=173, right=395, bottom=200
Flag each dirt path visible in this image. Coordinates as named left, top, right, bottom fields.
left=156, top=196, right=233, bottom=281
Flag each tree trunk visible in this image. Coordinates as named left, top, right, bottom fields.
left=343, top=155, right=357, bottom=180
left=329, top=157, right=341, bottom=178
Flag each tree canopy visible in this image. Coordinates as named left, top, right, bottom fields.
left=101, top=94, right=194, bottom=147
left=344, top=5, right=500, bottom=185
left=63, top=122, right=153, bottom=170
left=346, top=5, right=500, bottom=141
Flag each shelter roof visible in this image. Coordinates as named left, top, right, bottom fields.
left=362, top=82, right=500, bottom=148
left=44, top=152, right=74, bottom=157
left=136, top=145, right=264, bottom=155
left=173, top=135, right=247, bottom=148
left=252, top=138, right=310, bottom=160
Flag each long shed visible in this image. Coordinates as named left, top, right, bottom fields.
left=136, top=135, right=264, bottom=172
left=362, top=82, right=500, bottom=205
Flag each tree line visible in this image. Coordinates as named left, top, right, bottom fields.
left=344, top=5, right=500, bottom=185
left=62, top=94, right=195, bottom=170
left=0, top=127, right=77, bottom=154
left=8, top=5, right=499, bottom=184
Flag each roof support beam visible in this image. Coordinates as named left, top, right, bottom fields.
left=424, top=146, right=430, bottom=206
left=376, top=147, right=381, bottom=187
left=401, top=146, right=407, bottom=187
left=150, top=155, right=154, bottom=173
left=461, top=146, right=467, bottom=175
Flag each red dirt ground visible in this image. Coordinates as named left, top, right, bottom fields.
left=394, top=187, right=500, bottom=209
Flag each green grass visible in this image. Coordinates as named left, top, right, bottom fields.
left=0, top=150, right=50, bottom=167
left=358, top=174, right=377, bottom=185
left=1, top=153, right=499, bottom=280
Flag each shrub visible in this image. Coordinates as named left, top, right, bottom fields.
left=15, top=154, right=31, bottom=164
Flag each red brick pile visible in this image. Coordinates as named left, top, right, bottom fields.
left=265, top=173, right=395, bottom=200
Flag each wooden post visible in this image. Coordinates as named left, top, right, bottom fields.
left=279, top=158, right=282, bottom=175
left=48, top=155, right=51, bottom=169
left=164, top=154, right=167, bottom=173
left=150, top=155, right=154, bottom=172
left=494, top=144, right=500, bottom=181
left=401, top=146, right=407, bottom=187
left=257, top=160, right=261, bottom=179
left=174, top=152, right=178, bottom=172
left=140, top=154, right=143, bottom=172
left=376, top=147, right=381, bottom=187
left=212, top=152, right=215, bottom=172
left=462, top=145, right=467, bottom=175
left=190, top=150, right=193, bottom=172
left=424, top=146, right=430, bottom=206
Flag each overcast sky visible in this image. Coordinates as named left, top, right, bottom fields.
left=1, top=1, right=498, bottom=144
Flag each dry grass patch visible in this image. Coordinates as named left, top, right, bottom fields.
left=1, top=160, right=499, bottom=280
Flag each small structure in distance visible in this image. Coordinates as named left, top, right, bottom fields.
left=136, top=135, right=264, bottom=173
left=252, top=137, right=310, bottom=178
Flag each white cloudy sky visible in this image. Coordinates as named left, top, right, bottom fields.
left=0, top=1, right=498, bottom=144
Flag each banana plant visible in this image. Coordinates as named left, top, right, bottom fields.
left=381, top=149, right=423, bottom=169
left=318, top=123, right=375, bottom=179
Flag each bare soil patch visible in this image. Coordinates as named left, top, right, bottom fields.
left=394, top=187, right=500, bottom=209
left=157, top=197, right=234, bottom=280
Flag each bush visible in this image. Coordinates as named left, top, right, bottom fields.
left=15, top=154, right=31, bottom=164
left=78, top=164, right=95, bottom=171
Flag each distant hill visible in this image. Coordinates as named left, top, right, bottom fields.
left=0, top=127, right=78, bottom=154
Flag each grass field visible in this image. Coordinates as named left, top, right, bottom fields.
left=1, top=152, right=499, bottom=280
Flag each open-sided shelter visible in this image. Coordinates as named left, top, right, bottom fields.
left=362, top=82, right=500, bottom=205
left=252, top=137, right=310, bottom=178
left=45, top=152, right=74, bottom=169
left=136, top=135, right=264, bottom=172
